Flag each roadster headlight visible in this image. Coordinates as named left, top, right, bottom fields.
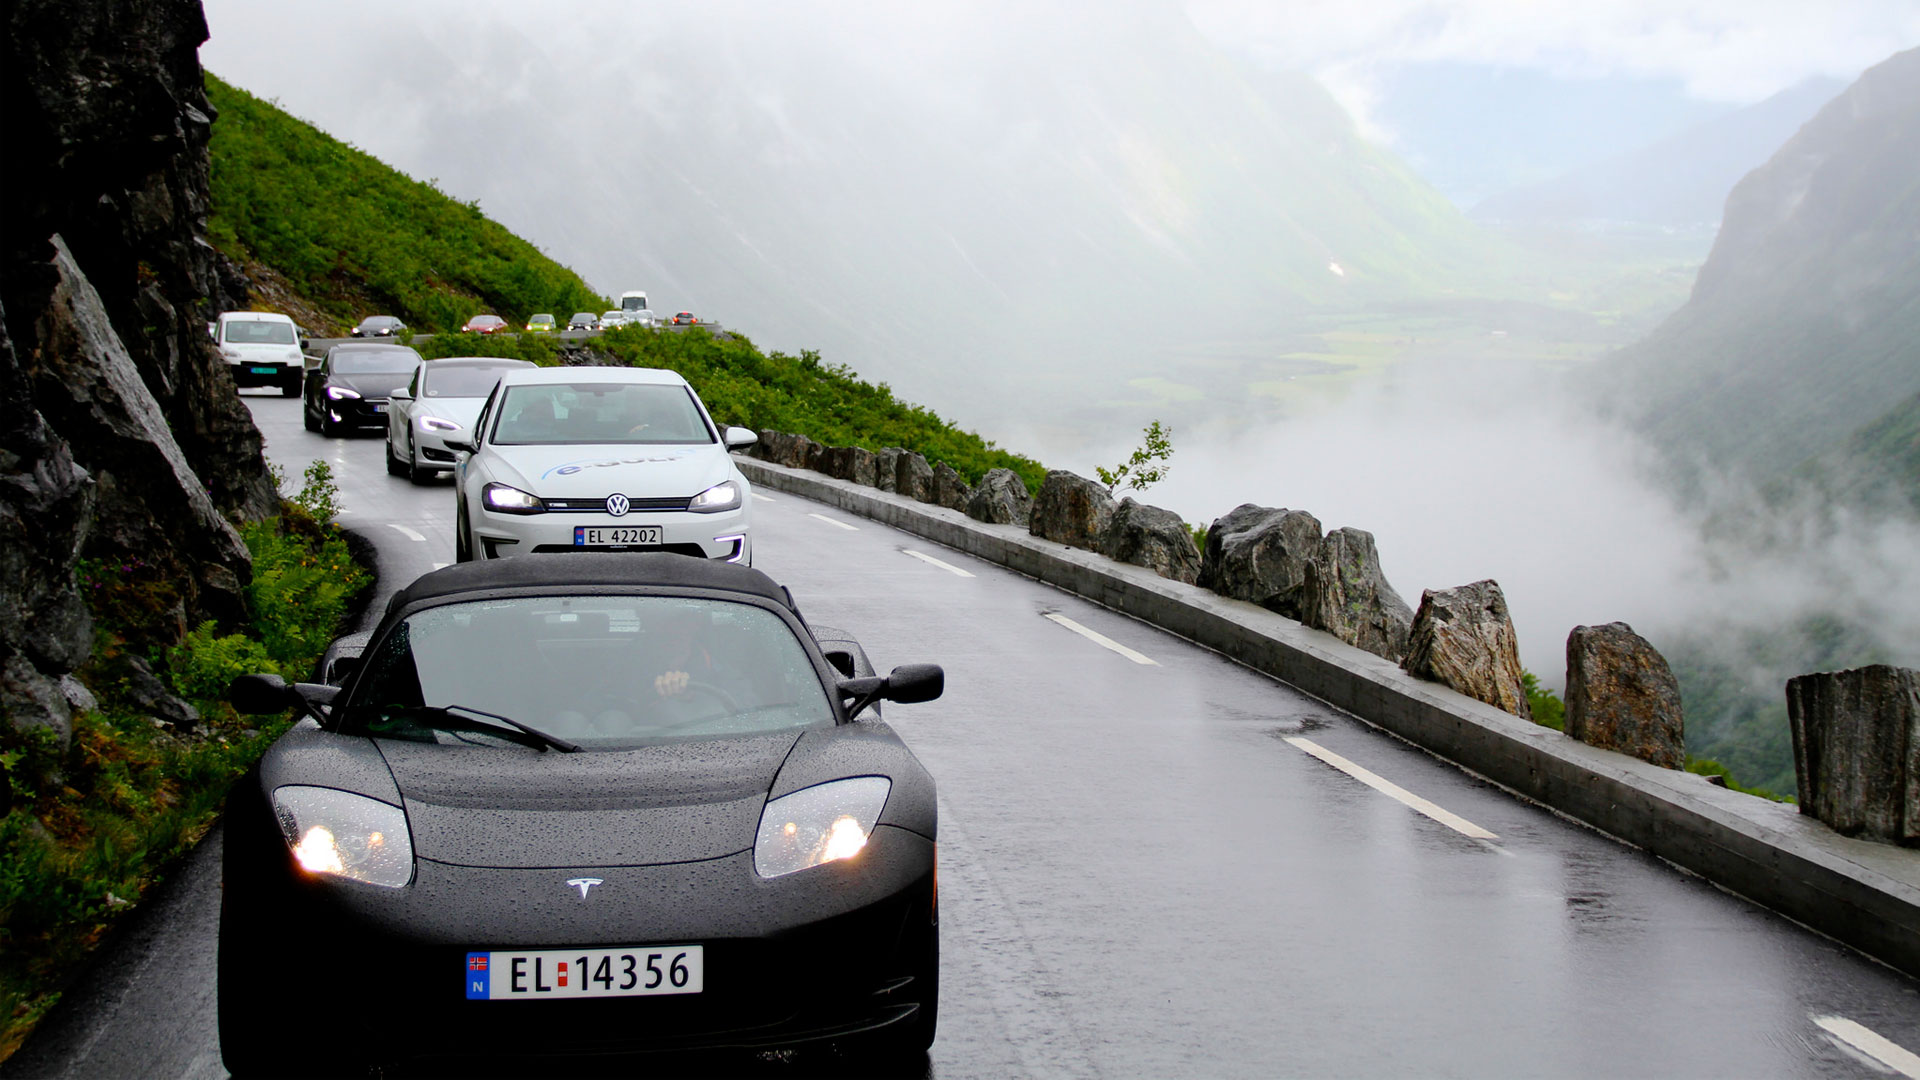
left=325, top=385, right=361, bottom=400
left=272, top=786, right=413, bottom=888
left=753, top=777, right=891, bottom=878
left=483, top=482, right=545, bottom=514
left=418, top=416, right=459, bottom=432
left=688, top=480, right=741, bottom=514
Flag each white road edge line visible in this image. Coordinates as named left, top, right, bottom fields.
left=1043, top=613, right=1157, bottom=666
left=751, top=492, right=775, bottom=503
left=1285, top=736, right=1500, bottom=841
left=903, top=549, right=975, bottom=578
left=1814, top=1015, right=1920, bottom=1078
left=388, top=524, right=427, bottom=542
left=807, top=512, right=859, bottom=531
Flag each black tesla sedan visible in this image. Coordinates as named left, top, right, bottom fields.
left=302, top=343, right=423, bottom=436
left=351, top=314, right=409, bottom=337
left=220, top=554, right=942, bottom=1075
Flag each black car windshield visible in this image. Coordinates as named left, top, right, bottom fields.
left=333, top=350, right=422, bottom=374
left=571, top=313, right=596, bottom=322
left=424, top=366, right=517, bottom=398
left=223, top=320, right=295, bottom=345
left=347, top=596, right=834, bottom=749
left=492, top=383, right=714, bottom=445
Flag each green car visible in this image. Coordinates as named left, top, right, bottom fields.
left=524, top=313, right=557, bottom=333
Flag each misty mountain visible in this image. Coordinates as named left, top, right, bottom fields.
left=1471, top=78, right=1843, bottom=228
left=1608, top=46, right=1920, bottom=500
left=202, top=2, right=1506, bottom=433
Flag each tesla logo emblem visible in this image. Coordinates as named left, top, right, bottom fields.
left=605, top=494, right=630, bottom=517
left=566, top=877, right=603, bottom=899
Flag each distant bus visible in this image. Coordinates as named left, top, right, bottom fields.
left=620, top=290, right=649, bottom=313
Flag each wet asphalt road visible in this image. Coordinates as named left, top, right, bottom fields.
left=14, top=391, right=1920, bottom=1079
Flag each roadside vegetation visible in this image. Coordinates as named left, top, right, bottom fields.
left=204, top=73, right=606, bottom=335
left=0, top=464, right=368, bottom=1060
left=589, top=325, right=1047, bottom=490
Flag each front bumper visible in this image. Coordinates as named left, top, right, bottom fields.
left=474, top=503, right=751, bottom=563
left=323, top=395, right=390, bottom=429
left=229, top=817, right=934, bottom=1065
left=226, top=359, right=301, bottom=388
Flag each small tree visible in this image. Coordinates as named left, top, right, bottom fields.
left=1096, top=420, right=1174, bottom=494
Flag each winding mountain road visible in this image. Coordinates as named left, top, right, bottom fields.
left=11, top=391, right=1920, bottom=1079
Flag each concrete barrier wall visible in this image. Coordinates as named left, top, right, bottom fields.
left=737, top=454, right=1920, bottom=976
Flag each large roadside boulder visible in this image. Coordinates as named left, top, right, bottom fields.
left=966, top=469, right=1031, bottom=526
left=1197, top=503, right=1323, bottom=617
left=933, top=462, right=972, bottom=511
left=1029, top=471, right=1115, bottom=551
left=1788, top=665, right=1920, bottom=842
left=1297, top=527, right=1413, bottom=661
left=874, top=447, right=905, bottom=492
left=1098, top=498, right=1200, bottom=583
left=1401, top=580, right=1532, bottom=719
left=803, top=438, right=828, bottom=473
left=755, top=430, right=798, bottom=464
left=819, top=446, right=877, bottom=487
left=1565, top=622, right=1685, bottom=769
left=896, top=452, right=935, bottom=502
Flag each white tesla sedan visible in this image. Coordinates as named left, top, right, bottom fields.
left=447, top=367, right=758, bottom=564
left=385, top=356, right=535, bottom=483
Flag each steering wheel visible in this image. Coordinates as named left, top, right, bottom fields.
left=651, top=681, right=742, bottom=733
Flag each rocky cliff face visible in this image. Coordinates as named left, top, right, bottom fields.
left=2, top=0, right=279, bottom=740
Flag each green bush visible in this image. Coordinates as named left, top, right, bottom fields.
left=167, top=622, right=278, bottom=707
left=416, top=331, right=559, bottom=366
left=1521, top=670, right=1565, bottom=731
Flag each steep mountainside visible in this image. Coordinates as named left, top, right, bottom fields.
left=1472, top=79, right=1843, bottom=228
left=203, top=75, right=607, bottom=334
left=1608, top=47, right=1920, bottom=497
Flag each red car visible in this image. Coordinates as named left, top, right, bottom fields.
left=462, top=314, right=509, bottom=334
left=672, top=311, right=699, bottom=325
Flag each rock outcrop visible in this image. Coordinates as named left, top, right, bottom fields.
left=1296, top=527, right=1413, bottom=661
left=1564, top=622, right=1685, bottom=768
left=1401, top=580, right=1532, bottom=719
left=1788, top=665, right=1920, bottom=842
left=819, top=446, right=877, bottom=488
left=1029, top=471, right=1114, bottom=551
left=966, top=469, right=1032, bottom=526
left=1098, top=498, right=1200, bottom=583
left=1197, top=504, right=1323, bottom=616
left=874, top=447, right=904, bottom=493
left=895, top=452, right=934, bottom=503
left=932, top=463, right=972, bottom=511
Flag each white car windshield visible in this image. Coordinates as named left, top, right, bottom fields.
left=491, top=383, right=714, bottom=445
left=223, top=321, right=295, bottom=345
left=350, top=596, right=834, bottom=748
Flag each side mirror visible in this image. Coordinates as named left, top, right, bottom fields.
left=823, top=649, right=857, bottom=679
left=300, top=337, right=311, bottom=352
left=724, top=426, right=758, bottom=450
left=229, top=674, right=340, bottom=719
left=444, top=435, right=476, bottom=455
left=324, top=655, right=362, bottom=686
left=838, top=663, right=944, bottom=719
left=390, top=388, right=412, bottom=400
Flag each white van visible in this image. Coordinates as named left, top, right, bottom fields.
left=215, top=311, right=307, bottom=396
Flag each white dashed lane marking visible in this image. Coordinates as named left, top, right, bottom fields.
left=1286, top=737, right=1499, bottom=841
left=1042, top=613, right=1157, bottom=666
left=807, top=513, right=859, bottom=531
left=388, top=524, right=426, bottom=542
left=1814, top=1015, right=1920, bottom=1078
left=903, top=549, right=974, bottom=578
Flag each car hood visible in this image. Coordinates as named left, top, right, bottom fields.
left=485, top=443, right=732, bottom=499
left=331, top=371, right=414, bottom=399
left=381, top=731, right=798, bottom=868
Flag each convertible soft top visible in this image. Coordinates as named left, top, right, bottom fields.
left=384, top=552, right=789, bottom=613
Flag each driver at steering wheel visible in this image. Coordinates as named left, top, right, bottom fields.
left=652, top=605, right=715, bottom=698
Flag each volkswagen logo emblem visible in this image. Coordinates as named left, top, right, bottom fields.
left=605, top=493, right=630, bottom=517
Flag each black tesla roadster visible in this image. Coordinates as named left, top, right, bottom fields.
left=219, top=553, right=943, bottom=1075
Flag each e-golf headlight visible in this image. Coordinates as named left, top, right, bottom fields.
left=482, top=482, right=545, bottom=514
left=688, top=480, right=741, bottom=514
left=753, top=777, right=891, bottom=878
left=272, top=786, right=414, bottom=888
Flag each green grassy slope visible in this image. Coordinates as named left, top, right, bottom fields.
left=204, top=73, right=607, bottom=333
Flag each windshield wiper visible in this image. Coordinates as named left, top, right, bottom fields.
left=405, top=704, right=582, bottom=753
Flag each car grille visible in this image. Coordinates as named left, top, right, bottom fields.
left=531, top=543, right=712, bottom=558
left=541, top=496, right=693, bottom=513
